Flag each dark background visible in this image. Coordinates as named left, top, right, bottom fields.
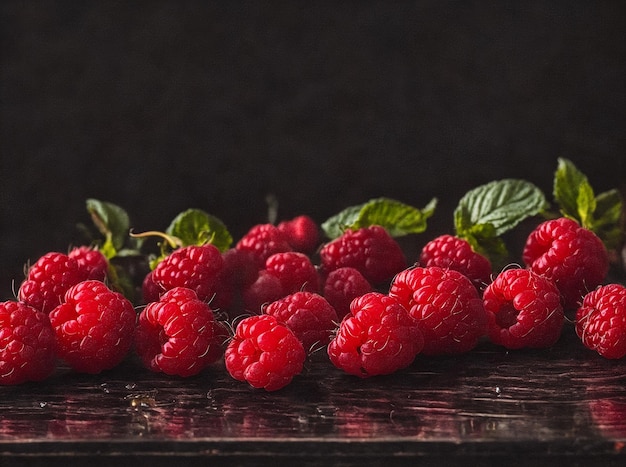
left=1, top=1, right=624, bottom=300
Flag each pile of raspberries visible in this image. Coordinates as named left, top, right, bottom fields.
left=1, top=215, right=624, bottom=391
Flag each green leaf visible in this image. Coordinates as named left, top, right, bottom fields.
left=576, top=180, right=596, bottom=229
left=552, top=158, right=624, bottom=250
left=321, top=204, right=364, bottom=239
left=86, top=199, right=130, bottom=258
left=554, top=156, right=600, bottom=229
left=321, top=197, right=437, bottom=239
left=592, top=189, right=624, bottom=250
left=165, top=208, right=232, bottom=252
left=553, top=157, right=589, bottom=222
left=463, top=223, right=509, bottom=270
left=352, top=197, right=437, bottom=237
left=454, top=179, right=548, bottom=237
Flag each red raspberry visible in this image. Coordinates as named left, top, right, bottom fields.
left=320, top=225, right=407, bottom=285
left=419, top=235, right=492, bottom=291
left=483, top=268, right=564, bottom=349
left=135, top=287, right=224, bottom=377
left=522, top=217, right=609, bottom=310
left=152, top=244, right=230, bottom=309
left=575, top=283, right=626, bottom=359
left=242, top=270, right=285, bottom=313
left=49, top=280, right=136, bottom=374
left=68, top=246, right=109, bottom=281
left=322, top=267, right=373, bottom=320
left=222, top=248, right=259, bottom=290
left=18, top=252, right=86, bottom=314
left=264, top=291, right=339, bottom=351
left=264, top=251, right=320, bottom=295
left=141, top=270, right=163, bottom=304
left=327, top=292, right=423, bottom=378
left=235, top=223, right=293, bottom=268
left=0, top=301, right=57, bottom=385
left=277, top=215, right=320, bottom=254
left=389, top=266, right=488, bottom=355
left=224, top=314, right=306, bottom=391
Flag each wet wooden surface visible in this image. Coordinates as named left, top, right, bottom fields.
left=1, top=325, right=625, bottom=467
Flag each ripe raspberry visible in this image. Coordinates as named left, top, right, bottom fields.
left=49, top=280, right=136, bottom=374
left=68, top=246, right=109, bottom=281
left=320, top=225, right=407, bottom=285
left=264, top=251, right=320, bottom=295
left=327, top=292, right=423, bottom=378
left=152, top=244, right=230, bottom=310
left=483, top=268, right=564, bottom=349
left=135, top=287, right=224, bottom=377
left=18, top=252, right=86, bottom=314
left=242, top=270, right=285, bottom=313
left=575, top=283, right=626, bottom=359
left=265, top=291, right=339, bottom=351
left=419, top=235, right=492, bottom=291
left=141, top=270, right=163, bottom=304
left=389, top=266, right=488, bottom=355
left=224, top=314, right=306, bottom=391
left=277, top=215, right=320, bottom=254
left=235, top=223, right=293, bottom=268
left=0, top=301, right=57, bottom=385
left=222, top=248, right=259, bottom=290
left=522, top=217, right=609, bottom=310
left=322, top=267, right=373, bottom=320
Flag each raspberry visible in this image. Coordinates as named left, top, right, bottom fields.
left=68, top=246, right=109, bottom=281
left=224, top=314, right=306, bottom=391
left=18, top=252, right=86, bottom=314
left=264, top=291, right=339, bottom=351
left=322, top=267, right=373, bottom=320
left=49, top=280, right=136, bottom=374
left=242, top=270, right=285, bottom=313
left=522, top=217, right=609, bottom=310
left=483, top=268, right=564, bottom=349
left=277, top=215, right=320, bottom=254
left=221, top=248, right=259, bottom=290
left=575, top=283, right=626, bottom=359
left=419, top=235, right=492, bottom=291
left=152, top=244, right=230, bottom=309
left=0, top=301, right=57, bottom=385
left=235, top=223, right=293, bottom=268
left=327, top=292, right=423, bottom=378
left=389, top=266, right=488, bottom=355
left=264, top=251, right=320, bottom=295
left=135, top=287, right=224, bottom=377
left=320, top=225, right=407, bottom=285
left=141, top=270, right=163, bottom=304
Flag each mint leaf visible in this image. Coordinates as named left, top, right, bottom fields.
left=454, top=179, right=548, bottom=237
left=165, top=208, right=232, bottom=252
left=321, top=197, right=437, bottom=239
left=552, top=157, right=624, bottom=249
left=593, top=188, right=624, bottom=250
left=86, top=199, right=131, bottom=258
left=554, top=157, right=598, bottom=228
left=463, top=223, right=509, bottom=268
left=321, top=205, right=364, bottom=239
left=352, top=197, right=437, bottom=237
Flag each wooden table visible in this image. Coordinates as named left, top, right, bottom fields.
left=1, top=324, right=625, bottom=467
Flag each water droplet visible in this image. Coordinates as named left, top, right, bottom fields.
left=125, top=383, right=137, bottom=390
left=495, top=386, right=502, bottom=396
left=39, top=401, right=47, bottom=408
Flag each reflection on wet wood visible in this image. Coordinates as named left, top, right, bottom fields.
left=1, top=326, right=625, bottom=466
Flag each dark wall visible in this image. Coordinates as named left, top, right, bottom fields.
left=1, top=1, right=625, bottom=299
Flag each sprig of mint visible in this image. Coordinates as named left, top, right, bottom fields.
left=165, top=208, right=232, bottom=252
left=321, top=197, right=437, bottom=240
left=84, top=198, right=141, bottom=259
left=454, top=179, right=548, bottom=267
left=553, top=157, right=624, bottom=251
